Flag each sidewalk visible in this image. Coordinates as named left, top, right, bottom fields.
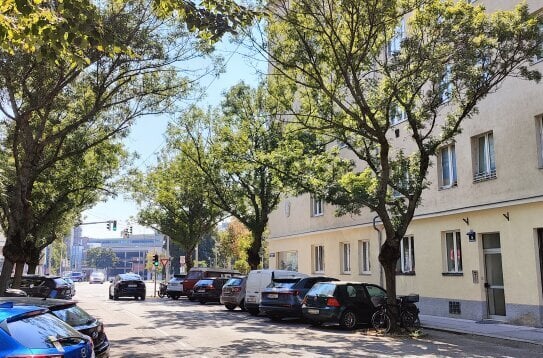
left=420, top=314, right=543, bottom=347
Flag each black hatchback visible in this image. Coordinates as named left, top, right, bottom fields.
left=302, top=281, right=386, bottom=329
left=12, top=275, right=72, bottom=299
left=192, top=277, right=230, bottom=304
left=0, top=296, right=110, bottom=358
left=260, top=276, right=339, bottom=321
left=109, top=273, right=146, bottom=300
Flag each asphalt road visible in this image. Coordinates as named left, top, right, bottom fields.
left=74, top=281, right=540, bottom=358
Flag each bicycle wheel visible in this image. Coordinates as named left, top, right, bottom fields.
left=371, top=310, right=391, bottom=334
left=400, top=310, right=421, bottom=333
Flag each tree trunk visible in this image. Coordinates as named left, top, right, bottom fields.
left=12, top=261, right=25, bottom=289
left=0, top=259, right=14, bottom=294
left=247, top=229, right=264, bottom=270
left=379, top=235, right=401, bottom=332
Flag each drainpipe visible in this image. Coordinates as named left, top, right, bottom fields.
left=373, top=216, right=384, bottom=288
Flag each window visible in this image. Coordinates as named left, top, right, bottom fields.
left=396, top=236, right=415, bottom=273
left=473, top=132, right=496, bottom=182
left=277, top=251, right=298, bottom=271
left=359, top=240, right=371, bottom=274
left=534, top=24, right=543, bottom=63
left=387, top=18, right=405, bottom=56
left=440, top=65, right=453, bottom=102
left=341, top=242, right=351, bottom=274
left=313, top=245, right=324, bottom=273
left=311, top=196, right=324, bottom=216
left=538, top=116, right=543, bottom=168
left=444, top=231, right=463, bottom=273
left=390, top=104, right=407, bottom=125
left=439, top=144, right=457, bottom=189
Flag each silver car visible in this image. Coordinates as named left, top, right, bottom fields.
left=220, top=276, right=246, bottom=311
left=89, top=271, right=105, bottom=284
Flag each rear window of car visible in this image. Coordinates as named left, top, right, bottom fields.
left=52, top=305, right=94, bottom=327
left=54, top=278, right=67, bottom=286
left=267, top=278, right=299, bottom=288
left=225, top=278, right=243, bottom=286
left=306, top=283, right=337, bottom=297
left=195, top=279, right=214, bottom=286
left=7, top=312, right=82, bottom=349
left=186, top=271, right=203, bottom=279
left=120, top=274, right=142, bottom=281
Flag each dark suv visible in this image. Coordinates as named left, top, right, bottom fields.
left=192, top=277, right=230, bottom=304
left=109, top=273, right=146, bottom=300
left=260, top=276, right=338, bottom=321
left=12, top=275, right=72, bottom=299
left=0, top=297, right=110, bottom=358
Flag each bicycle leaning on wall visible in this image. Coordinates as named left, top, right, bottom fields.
left=371, top=294, right=421, bottom=334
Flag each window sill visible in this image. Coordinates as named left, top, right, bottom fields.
left=473, top=170, right=497, bottom=183
left=442, top=272, right=463, bottom=277
left=313, top=271, right=325, bottom=274
left=359, top=272, right=372, bottom=276
left=439, top=183, right=458, bottom=191
left=396, top=271, right=416, bottom=276
left=312, top=213, right=324, bottom=217
left=341, top=272, right=352, bottom=275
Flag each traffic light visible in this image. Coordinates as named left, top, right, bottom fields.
left=112, top=220, right=117, bottom=231
left=106, top=222, right=111, bottom=230
left=153, top=254, right=159, bottom=267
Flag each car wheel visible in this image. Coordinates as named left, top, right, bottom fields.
left=140, top=295, right=146, bottom=301
left=113, top=291, right=119, bottom=300
left=240, top=300, right=246, bottom=312
left=247, top=307, right=259, bottom=316
left=339, top=309, right=357, bottom=330
left=108, top=292, right=112, bottom=300
left=225, top=304, right=237, bottom=311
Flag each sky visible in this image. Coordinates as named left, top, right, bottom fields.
left=80, top=37, right=266, bottom=238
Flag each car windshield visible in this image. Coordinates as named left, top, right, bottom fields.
left=225, top=278, right=243, bottom=286
left=52, top=305, right=95, bottom=327
left=306, top=283, right=337, bottom=297
left=91, top=272, right=104, bottom=277
left=7, top=312, right=83, bottom=348
left=267, top=278, right=299, bottom=288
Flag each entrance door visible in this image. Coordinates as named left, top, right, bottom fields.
left=483, top=233, right=506, bottom=317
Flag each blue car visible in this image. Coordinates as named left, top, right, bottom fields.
left=0, top=302, right=94, bottom=358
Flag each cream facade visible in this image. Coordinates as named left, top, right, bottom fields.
left=267, top=1, right=543, bottom=327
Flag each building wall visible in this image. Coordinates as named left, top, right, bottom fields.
left=267, top=1, right=543, bottom=327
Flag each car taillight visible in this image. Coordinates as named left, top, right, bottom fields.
left=326, top=297, right=341, bottom=307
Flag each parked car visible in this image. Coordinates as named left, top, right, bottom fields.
left=2, top=288, right=28, bottom=297
left=166, top=274, right=186, bottom=299
left=65, top=271, right=85, bottom=282
left=182, top=267, right=240, bottom=301
left=63, top=277, right=76, bottom=296
left=90, top=271, right=106, bottom=284
left=192, top=277, right=230, bottom=304
left=0, top=301, right=94, bottom=357
left=12, top=275, right=73, bottom=299
left=301, top=281, right=386, bottom=329
left=0, top=297, right=110, bottom=358
left=220, top=276, right=247, bottom=311
left=244, top=269, right=309, bottom=316
left=109, top=273, right=146, bottom=300
left=260, top=276, right=339, bottom=321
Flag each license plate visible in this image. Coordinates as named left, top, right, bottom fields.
left=267, top=293, right=278, bottom=299
left=246, top=296, right=256, bottom=303
left=197, top=289, right=205, bottom=293
left=128, top=284, right=137, bottom=288
left=307, top=309, right=319, bottom=315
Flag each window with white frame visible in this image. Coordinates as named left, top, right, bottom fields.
left=359, top=240, right=371, bottom=274
left=396, top=236, right=415, bottom=273
left=538, top=116, right=543, bottom=167
left=440, top=65, right=453, bottom=103
left=311, top=196, right=324, bottom=216
left=444, top=231, right=463, bottom=273
left=277, top=251, right=298, bottom=271
left=313, top=245, right=324, bottom=273
left=473, top=132, right=496, bottom=182
left=387, top=18, right=405, bottom=56
left=390, top=104, right=407, bottom=125
left=341, top=242, right=351, bottom=274
left=439, top=144, right=457, bottom=188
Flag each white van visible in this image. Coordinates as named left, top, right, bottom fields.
left=244, top=269, right=308, bottom=315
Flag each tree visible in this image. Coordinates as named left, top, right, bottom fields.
left=127, top=148, right=225, bottom=270
left=175, top=83, right=292, bottom=269
left=86, top=247, right=119, bottom=271
left=215, top=219, right=252, bottom=273
left=0, top=0, right=218, bottom=292
left=259, top=0, right=542, bottom=329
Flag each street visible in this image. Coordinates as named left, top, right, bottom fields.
left=75, top=282, right=540, bottom=358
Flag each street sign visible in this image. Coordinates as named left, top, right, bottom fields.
left=160, top=258, right=169, bottom=266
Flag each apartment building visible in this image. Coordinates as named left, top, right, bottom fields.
left=267, top=1, right=543, bottom=327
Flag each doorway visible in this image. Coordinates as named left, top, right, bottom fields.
left=483, top=233, right=506, bottom=317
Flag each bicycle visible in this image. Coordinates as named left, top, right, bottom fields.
left=371, top=294, right=421, bottom=334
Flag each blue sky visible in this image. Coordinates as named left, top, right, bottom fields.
left=81, top=38, right=266, bottom=238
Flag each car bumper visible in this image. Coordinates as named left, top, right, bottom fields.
left=117, top=288, right=146, bottom=297
left=220, top=295, right=243, bottom=305
left=192, top=292, right=221, bottom=301
left=94, top=338, right=110, bottom=358
left=302, top=306, right=341, bottom=323
left=260, top=305, right=302, bottom=318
